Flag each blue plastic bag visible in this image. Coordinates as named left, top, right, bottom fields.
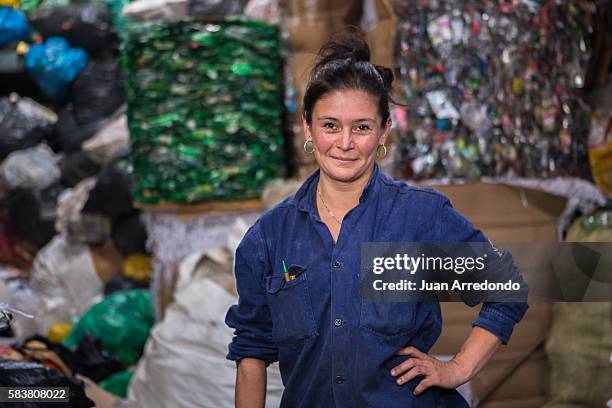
left=24, top=37, right=88, bottom=100
left=0, top=6, right=30, bottom=46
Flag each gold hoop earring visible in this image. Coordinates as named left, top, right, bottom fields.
left=303, top=140, right=315, bottom=154
left=376, top=144, right=387, bottom=159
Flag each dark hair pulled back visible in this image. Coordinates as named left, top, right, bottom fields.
left=303, top=30, right=394, bottom=127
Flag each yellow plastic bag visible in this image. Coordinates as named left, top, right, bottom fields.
left=0, top=0, right=19, bottom=8
left=588, top=112, right=612, bottom=195
left=48, top=322, right=72, bottom=343
left=123, top=254, right=152, bottom=283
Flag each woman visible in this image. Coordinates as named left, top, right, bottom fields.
left=225, top=33, right=528, bottom=407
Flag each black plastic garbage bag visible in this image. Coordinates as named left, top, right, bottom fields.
left=21, top=334, right=125, bottom=384
left=104, top=276, right=148, bottom=296
left=0, top=96, right=54, bottom=160
left=70, top=58, right=125, bottom=125
left=0, top=359, right=94, bottom=407
left=188, top=0, right=246, bottom=17
left=48, top=104, right=108, bottom=153
left=6, top=183, right=63, bottom=248
left=58, top=151, right=101, bottom=188
left=111, top=213, right=148, bottom=256
left=69, top=334, right=126, bottom=383
left=82, top=150, right=133, bottom=220
left=29, top=4, right=116, bottom=56
left=0, top=43, right=25, bottom=73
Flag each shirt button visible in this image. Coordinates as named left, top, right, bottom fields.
left=332, top=260, right=342, bottom=268
left=335, top=375, right=344, bottom=384
left=334, top=318, right=342, bottom=327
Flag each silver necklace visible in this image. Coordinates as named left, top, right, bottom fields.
left=317, top=187, right=342, bottom=225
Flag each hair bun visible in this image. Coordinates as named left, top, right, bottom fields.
left=374, top=64, right=394, bottom=90
left=313, top=30, right=371, bottom=74
left=303, top=29, right=398, bottom=126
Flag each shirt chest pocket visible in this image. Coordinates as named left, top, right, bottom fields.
left=359, top=301, right=417, bottom=339
left=266, top=266, right=318, bottom=345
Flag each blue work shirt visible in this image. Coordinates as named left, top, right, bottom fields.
left=225, top=164, right=529, bottom=407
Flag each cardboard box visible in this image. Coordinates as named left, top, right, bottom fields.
left=426, top=182, right=567, bottom=407
left=286, top=0, right=363, bottom=26
left=366, top=0, right=398, bottom=69
left=286, top=0, right=363, bottom=56
left=429, top=182, right=567, bottom=243
left=289, top=51, right=316, bottom=118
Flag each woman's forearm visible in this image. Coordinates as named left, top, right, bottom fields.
left=236, top=357, right=267, bottom=408
left=453, top=326, right=502, bottom=379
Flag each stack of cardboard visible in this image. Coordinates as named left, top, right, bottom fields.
left=286, top=0, right=364, bottom=106
left=428, top=182, right=567, bottom=407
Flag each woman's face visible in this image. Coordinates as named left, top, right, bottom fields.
left=303, top=89, right=390, bottom=183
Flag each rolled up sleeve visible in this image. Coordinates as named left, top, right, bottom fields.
left=436, top=195, right=529, bottom=345
left=225, top=220, right=278, bottom=364
left=472, top=302, right=528, bottom=344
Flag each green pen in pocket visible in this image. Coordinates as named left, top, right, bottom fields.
left=282, top=260, right=295, bottom=282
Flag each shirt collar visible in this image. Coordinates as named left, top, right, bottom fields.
left=296, top=163, right=381, bottom=214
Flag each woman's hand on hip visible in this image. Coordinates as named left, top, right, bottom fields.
left=389, top=346, right=472, bottom=395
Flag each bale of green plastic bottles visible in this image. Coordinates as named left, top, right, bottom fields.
left=123, top=17, right=286, bottom=204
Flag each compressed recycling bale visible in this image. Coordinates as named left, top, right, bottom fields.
left=123, top=18, right=286, bottom=204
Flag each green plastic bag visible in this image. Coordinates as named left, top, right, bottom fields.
left=19, top=0, right=41, bottom=13
left=99, top=370, right=133, bottom=398
left=64, top=289, right=154, bottom=366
